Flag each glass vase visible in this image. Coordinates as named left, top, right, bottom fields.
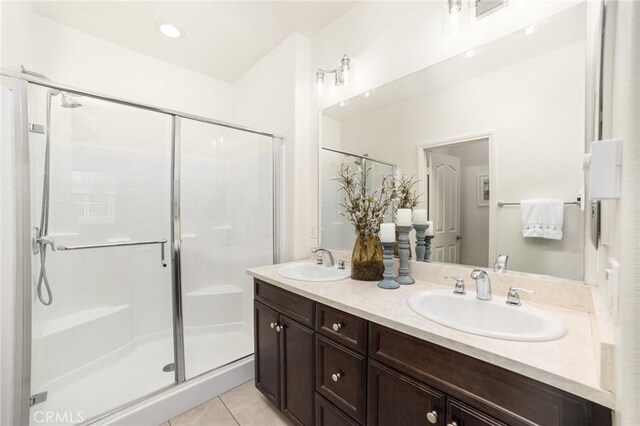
left=351, top=235, right=384, bottom=281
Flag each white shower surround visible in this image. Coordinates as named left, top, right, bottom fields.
left=26, top=85, right=274, bottom=423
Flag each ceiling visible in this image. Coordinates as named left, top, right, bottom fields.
left=34, top=1, right=356, bottom=83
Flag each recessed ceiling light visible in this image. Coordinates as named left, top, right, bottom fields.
left=155, top=20, right=184, bottom=39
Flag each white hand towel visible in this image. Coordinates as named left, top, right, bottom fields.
left=521, top=199, right=564, bottom=240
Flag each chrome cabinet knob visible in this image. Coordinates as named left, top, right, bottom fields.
left=270, top=322, right=275, bottom=329
left=447, top=422, right=458, bottom=426
left=275, top=325, right=282, bottom=333
left=331, top=372, right=342, bottom=382
left=332, top=322, right=343, bottom=332
left=426, top=411, right=438, bottom=424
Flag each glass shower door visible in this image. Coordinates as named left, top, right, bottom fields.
left=27, top=84, right=176, bottom=425
left=179, top=118, right=274, bottom=379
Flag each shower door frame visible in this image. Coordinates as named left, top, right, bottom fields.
left=4, top=70, right=283, bottom=426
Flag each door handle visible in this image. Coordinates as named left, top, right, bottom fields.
left=456, top=235, right=462, bottom=240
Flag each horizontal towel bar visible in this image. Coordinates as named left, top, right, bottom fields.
left=56, top=239, right=168, bottom=267
left=497, top=198, right=581, bottom=208
left=56, top=239, right=167, bottom=251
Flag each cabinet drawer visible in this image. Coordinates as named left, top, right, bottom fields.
left=368, top=360, right=445, bottom=426
left=255, top=280, right=314, bottom=328
left=316, top=335, right=367, bottom=424
left=316, top=394, right=359, bottom=426
left=369, top=323, right=610, bottom=426
left=317, top=304, right=367, bottom=354
left=446, top=399, right=506, bottom=426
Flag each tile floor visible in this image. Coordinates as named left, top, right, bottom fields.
left=161, top=380, right=290, bottom=426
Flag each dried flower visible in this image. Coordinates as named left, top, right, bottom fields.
left=335, top=162, right=394, bottom=237
left=394, top=174, right=421, bottom=210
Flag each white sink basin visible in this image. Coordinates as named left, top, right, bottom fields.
left=278, top=263, right=350, bottom=282
left=407, top=289, right=566, bottom=342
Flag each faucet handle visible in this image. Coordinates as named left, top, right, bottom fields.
left=506, top=287, right=536, bottom=306
left=337, top=258, right=350, bottom=270
left=444, top=276, right=466, bottom=295
left=315, top=253, right=324, bottom=264
left=494, top=254, right=509, bottom=272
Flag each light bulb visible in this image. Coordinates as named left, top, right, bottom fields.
left=315, top=70, right=325, bottom=97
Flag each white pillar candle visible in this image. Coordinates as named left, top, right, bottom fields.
left=380, top=223, right=396, bottom=242
left=413, top=209, right=428, bottom=225
left=425, top=221, right=434, bottom=236
left=396, top=209, right=412, bottom=227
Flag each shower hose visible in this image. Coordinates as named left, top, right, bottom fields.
left=37, top=246, right=53, bottom=306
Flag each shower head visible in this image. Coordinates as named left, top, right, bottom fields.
left=61, top=93, right=82, bottom=108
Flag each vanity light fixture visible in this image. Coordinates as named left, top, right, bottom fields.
left=155, top=20, right=185, bottom=39
left=315, top=54, right=352, bottom=97
left=448, top=0, right=463, bottom=14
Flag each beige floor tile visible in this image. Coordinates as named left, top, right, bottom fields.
left=171, top=397, right=239, bottom=426
left=220, top=380, right=289, bottom=426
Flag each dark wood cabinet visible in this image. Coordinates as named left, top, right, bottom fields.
left=280, top=315, right=315, bottom=426
left=367, top=360, right=445, bottom=426
left=316, top=394, right=359, bottom=426
left=445, top=399, right=507, bottom=426
left=316, top=303, right=367, bottom=354
left=253, top=279, right=612, bottom=426
left=316, top=335, right=367, bottom=424
left=253, top=282, right=315, bottom=426
left=254, top=300, right=280, bottom=407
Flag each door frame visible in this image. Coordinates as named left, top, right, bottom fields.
left=416, top=132, right=495, bottom=267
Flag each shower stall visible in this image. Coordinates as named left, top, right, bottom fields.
left=2, top=72, right=282, bottom=425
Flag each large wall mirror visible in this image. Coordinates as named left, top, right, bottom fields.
left=319, top=3, right=594, bottom=281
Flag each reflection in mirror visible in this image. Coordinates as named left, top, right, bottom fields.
left=320, top=147, right=396, bottom=251
left=319, top=4, right=590, bottom=281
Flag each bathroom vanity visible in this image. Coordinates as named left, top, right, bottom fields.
left=249, top=264, right=613, bottom=426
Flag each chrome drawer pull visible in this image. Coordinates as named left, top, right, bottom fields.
left=426, top=411, right=438, bottom=424
left=447, top=422, right=458, bottom=426
left=332, top=322, right=343, bottom=332
left=331, top=372, right=342, bottom=382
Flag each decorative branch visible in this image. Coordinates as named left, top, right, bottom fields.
left=335, top=162, right=394, bottom=237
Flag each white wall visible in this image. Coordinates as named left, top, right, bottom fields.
left=235, top=32, right=311, bottom=261
left=597, top=1, right=640, bottom=424
left=334, top=40, right=585, bottom=279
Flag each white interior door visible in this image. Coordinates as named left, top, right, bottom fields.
left=428, top=151, right=461, bottom=263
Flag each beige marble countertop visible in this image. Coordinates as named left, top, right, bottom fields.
left=247, top=261, right=615, bottom=409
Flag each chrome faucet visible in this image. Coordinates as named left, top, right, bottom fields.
left=470, top=269, right=492, bottom=300
left=493, top=254, right=509, bottom=272
left=312, top=247, right=335, bottom=267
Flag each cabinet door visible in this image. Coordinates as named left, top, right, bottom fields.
left=280, top=315, right=315, bottom=426
left=254, top=301, right=280, bottom=407
left=316, top=394, right=359, bottom=426
left=368, top=361, right=446, bottom=426
left=445, top=399, right=506, bottom=426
